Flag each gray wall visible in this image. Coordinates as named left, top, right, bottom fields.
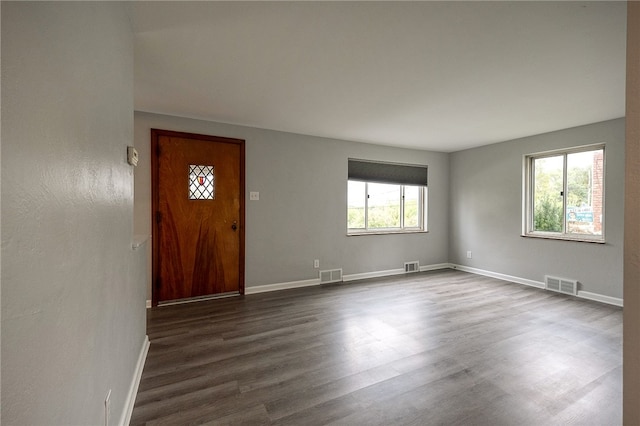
left=134, top=112, right=450, bottom=298
left=449, top=118, right=625, bottom=299
left=2, top=3, right=146, bottom=425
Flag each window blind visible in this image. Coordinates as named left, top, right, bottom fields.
left=348, top=159, right=428, bottom=186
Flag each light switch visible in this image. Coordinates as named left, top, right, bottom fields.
left=250, top=191, right=260, bottom=201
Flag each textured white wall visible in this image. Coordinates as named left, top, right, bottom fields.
left=134, top=112, right=450, bottom=299
left=449, top=118, right=625, bottom=299
left=2, top=3, right=146, bottom=424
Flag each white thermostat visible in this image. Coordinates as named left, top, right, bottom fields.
left=127, top=146, right=139, bottom=166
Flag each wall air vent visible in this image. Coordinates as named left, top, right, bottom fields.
left=319, top=269, right=343, bottom=284
left=404, top=261, right=420, bottom=273
left=545, top=275, right=578, bottom=296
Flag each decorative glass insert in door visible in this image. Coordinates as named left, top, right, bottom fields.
left=189, top=165, right=215, bottom=200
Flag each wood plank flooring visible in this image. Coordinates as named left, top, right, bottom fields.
left=131, top=269, right=622, bottom=425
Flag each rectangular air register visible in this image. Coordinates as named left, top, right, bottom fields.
left=545, top=275, right=578, bottom=296
left=404, top=261, right=420, bottom=273
left=319, top=269, right=343, bottom=284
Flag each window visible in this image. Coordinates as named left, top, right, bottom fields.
left=189, top=164, right=215, bottom=200
left=524, top=145, right=604, bottom=242
left=347, top=159, right=427, bottom=234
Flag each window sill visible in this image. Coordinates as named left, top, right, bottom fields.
left=348, top=230, right=428, bottom=236
left=521, top=233, right=605, bottom=244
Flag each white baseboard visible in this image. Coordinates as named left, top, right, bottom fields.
left=245, top=278, right=320, bottom=295
left=577, top=290, right=623, bottom=307
left=420, top=262, right=452, bottom=272
left=452, top=264, right=545, bottom=289
left=119, top=335, right=150, bottom=426
left=342, top=263, right=452, bottom=282
left=152, top=265, right=622, bottom=307
left=451, top=264, right=623, bottom=307
left=245, top=263, right=451, bottom=294
left=343, top=268, right=405, bottom=282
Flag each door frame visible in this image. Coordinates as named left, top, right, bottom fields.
left=151, top=128, right=246, bottom=306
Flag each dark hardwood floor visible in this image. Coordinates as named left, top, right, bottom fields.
left=131, top=269, right=622, bottom=425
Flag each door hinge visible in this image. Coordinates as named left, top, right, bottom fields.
left=156, top=211, right=162, bottom=223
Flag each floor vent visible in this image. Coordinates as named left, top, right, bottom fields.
left=404, top=261, right=420, bottom=273
left=320, top=269, right=343, bottom=284
left=545, top=275, right=578, bottom=296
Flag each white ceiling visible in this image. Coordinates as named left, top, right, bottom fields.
left=130, top=1, right=626, bottom=152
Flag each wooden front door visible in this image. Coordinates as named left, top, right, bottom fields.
left=151, top=129, right=245, bottom=306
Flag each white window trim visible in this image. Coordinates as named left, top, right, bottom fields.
left=347, top=181, right=428, bottom=235
left=522, top=144, right=606, bottom=243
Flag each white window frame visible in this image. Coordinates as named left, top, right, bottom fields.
left=523, top=144, right=605, bottom=243
left=347, top=181, right=427, bottom=235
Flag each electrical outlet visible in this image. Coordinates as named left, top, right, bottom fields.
left=466, top=251, right=472, bottom=259
left=105, top=389, right=111, bottom=426
left=314, top=259, right=320, bottom=269
left=249, top=191, right=259, bottom=200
